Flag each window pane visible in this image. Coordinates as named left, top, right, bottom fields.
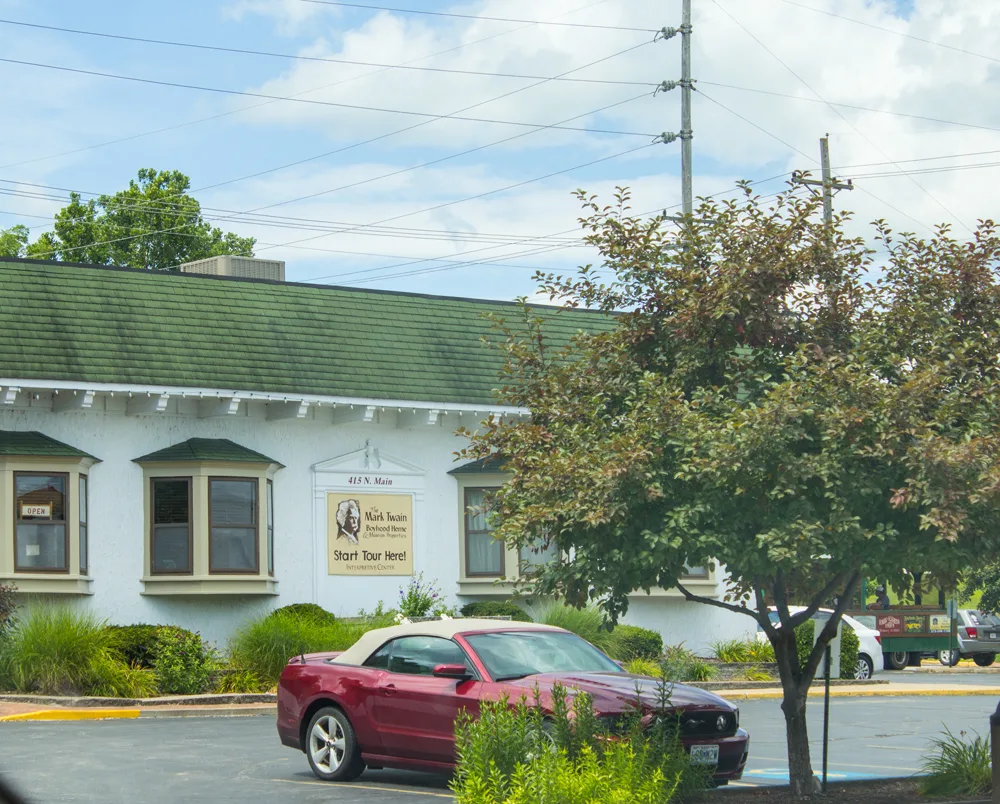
left=79, top=476, right=88, bottom=573
left=210, top=480, right=256, bottom=526
left=467, top=531, right=503, bottom=575
left=210, top=527, right=257, bottom=572
left=16, top=524, right=66, bottom=570
left=266, top=481, right=274, bottom=576
left=153, top=480, right=189, bottom=525
left=152, top=525, right=190, bottom=573
left=682, top=564, right=709, bottom=578
left=465, top=488, right=491, bottom=532
left=16, top=474, right=66, bottom=520
left=387, top=636, right=471, bottom=676
left=363, top=642, right=392, bottom=670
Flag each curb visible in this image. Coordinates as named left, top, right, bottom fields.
left=0, top=705, right=276, bottom=722
left=0, top=692, right=275, bottom=708
left=723, top=687, right=1000, bottom=701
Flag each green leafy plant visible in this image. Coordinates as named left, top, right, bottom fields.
left=623, top=657, right=663, bottom=678
left=397, top=573, right=454, bottom=620
left=527, top=601, right=619, bottom=655
left=746, top=639, right=776, bottom=663
left=452, top=681, right=701, bottom=804
left=152, top=629, right=213, bottom=695
left=212, top=665, right=267, bottom=694
left=657, top=643, right=717, bottom=683
left=920, top=728, right=992, bottom=798
left=613, top=625, right=663, bottom=660
left=268, top=603, right=339, bottom=626
left=107, top=624, right=201, bottom=669
left=459, top=601, right=533, bottom=622
left=794, top=619, right=816, bottom=670
left=740, top=665, right=774, bottom=682
left=227, top=610, right=371, bottom=687
left=0, top=607, right=153, bottom=696
left=0, top=582, right=16, bottom=633
left=840, top=625, right=860, bottom=679
left=711, top=638, right=751, bottom=663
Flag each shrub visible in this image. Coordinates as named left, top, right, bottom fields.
left=711, top=638, right=751, bottom=663
left=685, top=658, right=717, bottom=682
left=740, top=665, right=773, bottom=682
left=459, top=601, right=533, bottom=622
left=794, top=618, right=815, bottom=669
left=227, top=610, right=371, bottom=687
left=840, top=624, right=860, bottom=679
left=152, top=629, right=214, bottom=695
left=106, top=624, right=201, bottom=669
left=528, top=601, right=619, bottom=655
left=213, top=665, right=267, bottom=694
left=267, top=603, right=338, bottom=626
left=612, top=625, right=663, bottom=661
left=452, top=683, right=703, bottom=804
left=397, top=573, right=454, bottom=619
left=659, top=643, right=717, bottom=683
left=623, top=657, right=662, bottom=678
left=0, top=607, right=154, bottom=697
left=920, top=728, right=992, bottom=798
left=0, top=582, right=16, bottom=633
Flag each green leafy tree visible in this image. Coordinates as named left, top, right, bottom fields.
left=461, top=185, right=1000, bottom=795
left=0, top=224, right=28, bottom=258
left=963, top=562, right=1000, bottom=614
left=24, top=169, right=255, bottom=270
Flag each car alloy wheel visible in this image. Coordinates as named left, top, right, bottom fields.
left=938, top=650, right=960, bottom=667
left=854, top=655, right=873, bottom=680
left=305, top=706, right=365, bottom=782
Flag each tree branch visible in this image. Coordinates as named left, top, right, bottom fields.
left=802, top=571, right=862, bottom=684
left=675, top=582, right=757, bottom=619
left=786, top=570, right=850, bottom=630
left=754, top=578, right=780, bottom=641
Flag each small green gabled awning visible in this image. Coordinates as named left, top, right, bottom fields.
left=448, top=456, right=508, bottom=474
left=134, top=438, right=283, bottom=467
left=0, top=430, right=98, bottom=460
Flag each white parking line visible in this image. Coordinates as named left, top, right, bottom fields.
left=269, top=778, right=454, bottom=798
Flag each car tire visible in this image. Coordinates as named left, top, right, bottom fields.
left=885, top=651, right=909, bottom=670
left=305, top=706, right=365, bottom=782
left=973, top=654, right=996, bottom=667
left=938, top=650, right=960, bottom=667
left=854, top=654, right=874, bottom=680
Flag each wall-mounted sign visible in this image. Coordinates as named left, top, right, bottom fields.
left=929, top=614, right=951, bottom=633
left=20, top=504, right=51, bottom=518
left=327, top=493, right=413, bottom=576
left=876, top=614, right=903, bottom=635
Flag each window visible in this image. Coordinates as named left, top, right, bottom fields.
left=79, top=475, right=88, bottom=574
left=209, top=478, right=258, bottom=574
left=465, top=488, right=503, bottom=577
left=519, top=540, right=558, bottom=574
left=266, top=479, right=274, bottom=576
left=363, top=641, right=393, bottom=670
left=465, top=631, right=621, bottom=680
left=682, top=564, right=710, bottom=579
left=14, top=472, right=68, bottom=572
left=151, top=478, right=192, bottom=574
left=386, top=636, right=473, bottom=676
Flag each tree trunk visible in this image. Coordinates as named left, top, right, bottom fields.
left=772, top=631, right=817, bottom=796
left=781, top=682, right=816, bottom=796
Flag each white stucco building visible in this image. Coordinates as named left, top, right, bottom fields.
left=0, top=256, right=750, bottom=652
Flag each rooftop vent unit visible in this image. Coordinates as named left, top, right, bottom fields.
left=179, top=255, right=285, bottom=282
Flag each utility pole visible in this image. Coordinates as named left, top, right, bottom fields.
left=792, top=135, right=853, bottom=225
left=680, top=0, right=693, bottom=215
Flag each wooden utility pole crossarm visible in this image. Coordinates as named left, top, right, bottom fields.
left=792, top=135, right=853, bottom=225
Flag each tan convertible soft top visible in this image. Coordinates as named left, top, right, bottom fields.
left=332, top=618, right=563, bottom=666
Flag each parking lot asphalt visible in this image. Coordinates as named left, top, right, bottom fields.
left=0, top=694, right=996, bottom=801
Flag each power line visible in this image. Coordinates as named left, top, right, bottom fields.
left=699, top=81, right=1000, bottom=137
left=771, top=0, right=1000, bottom=65
left=709, top=0, right=970, bottom=235
left=295, top=0, right=658, bottom=32
left=697, top=90, right=814, bottom=162
left=0, top=0, right=614, bottom=171
left=0, top=56, right=655, bottom=138
left=0, top=18, right=656, bottom=88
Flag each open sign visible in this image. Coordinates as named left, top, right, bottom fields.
left=20, top=504, right=51, bottom=518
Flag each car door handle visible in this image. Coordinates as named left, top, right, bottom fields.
left=381, top=684, right=397, bottom=696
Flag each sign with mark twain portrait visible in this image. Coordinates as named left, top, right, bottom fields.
left=327, top=493, right=413, bottom=576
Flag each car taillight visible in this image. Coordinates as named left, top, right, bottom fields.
left=874, top=634, right=882, bottom=645
left=967, top=627, right=978, bottom=639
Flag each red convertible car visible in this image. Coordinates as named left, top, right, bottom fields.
left=277, top=619, right=749, bottom=785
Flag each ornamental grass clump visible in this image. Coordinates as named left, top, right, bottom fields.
left=451, top=682, right=703, bottom=804
left=920, top=727, right=992, bottom=798
left=0, top=606, right=155, bottom=697
left=527, top=601, right=620, bottom=656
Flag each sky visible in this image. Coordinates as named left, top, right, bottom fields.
left=0, top=0, right=998, bottom=302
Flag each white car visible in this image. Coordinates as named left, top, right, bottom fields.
left=756, top=607, right=884, bottom=679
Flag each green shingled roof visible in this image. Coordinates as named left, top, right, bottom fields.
left=448, top=456, right=508, bottom=474
left=0, top=430, right=97, bottom=459
left=0, top=258, right=614, bottom=405
left=134, top=438, right=280, bottom=465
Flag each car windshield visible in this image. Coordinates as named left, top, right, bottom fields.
left=465, top=631, right=622, bottom=680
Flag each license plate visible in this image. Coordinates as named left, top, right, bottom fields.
left=689, top=744, right=720, bottom=765
left=990, top=632, right=997, bottom=640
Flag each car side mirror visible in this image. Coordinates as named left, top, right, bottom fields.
left=433, top=663, right=472, bottom=680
